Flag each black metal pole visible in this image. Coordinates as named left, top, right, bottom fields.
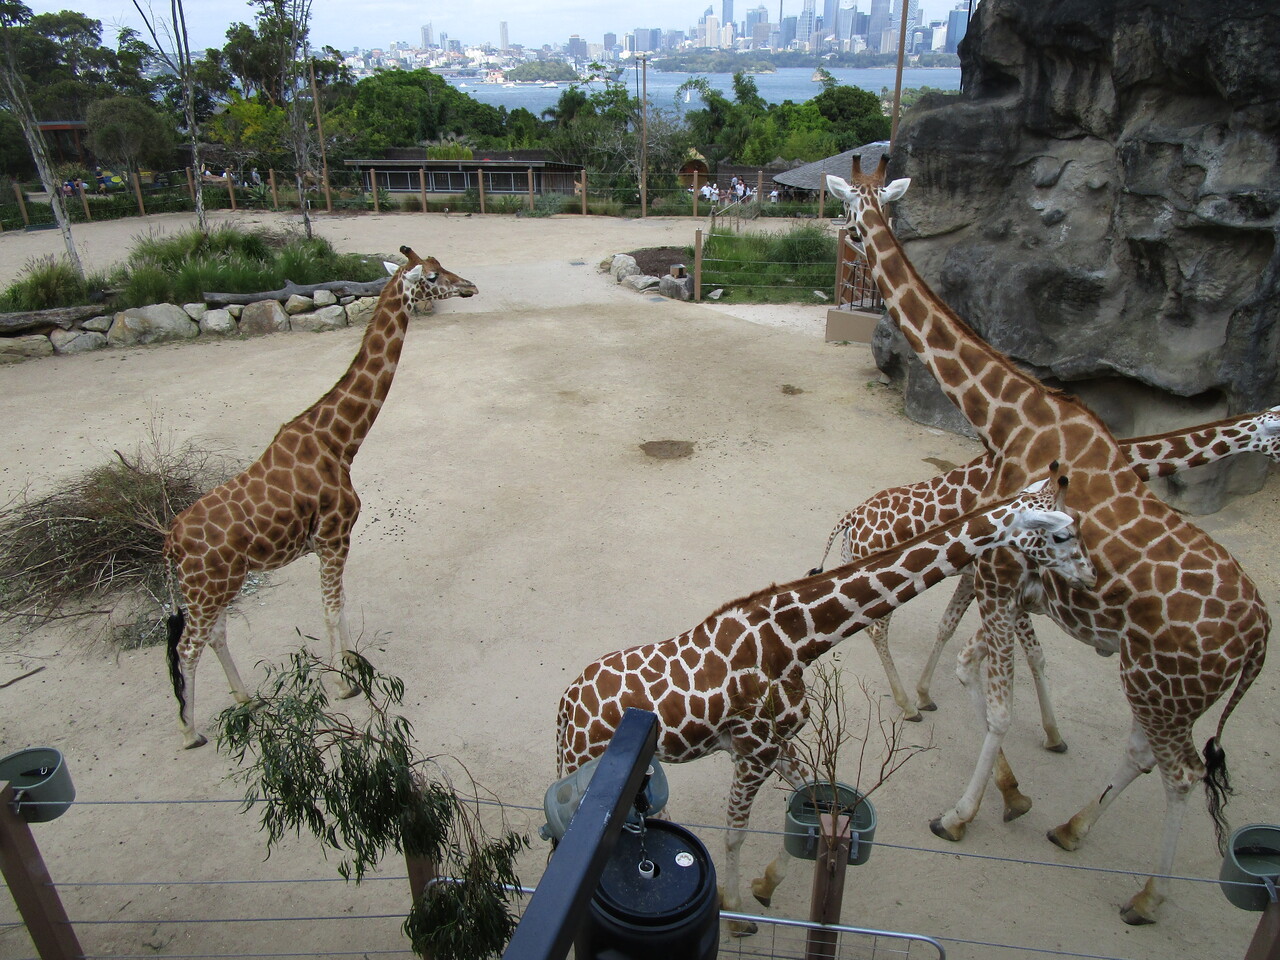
left=502, top=708, right=659, bottom=960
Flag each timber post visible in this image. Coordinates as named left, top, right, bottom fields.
left=694, top=228, right=703, bottom=303
left=132, top=172, right=146, bottom=216
left=0, top=782, right=82, bottom=960
left=268, top=168, right=279, bottom=210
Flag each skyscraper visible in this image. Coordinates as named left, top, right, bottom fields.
left=499, top=21, right=508, bottom=51
left=822, top=0, right=839, bottom=47
left=866, top=0, right=889, bottom=51
left=723, top=0, right=734, bottom=29
left=796, top=0, right=816, bottom=45
left=420, top=23, right=433, bottom=48
left=946, top=1, right=970, bottom=52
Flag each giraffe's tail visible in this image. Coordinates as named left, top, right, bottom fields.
left=167, top=609, right=187, bottom=722
left=809, top=518, right=847, bottom=577
left=1203, top=630, right=1267, bottom=855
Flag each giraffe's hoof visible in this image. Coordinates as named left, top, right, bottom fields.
left=1047, top=826, right=1080, bottom=852
left=1003, top=795, right=1033, bottom=822
left=1045, top=740, right=1069, bottom=754
left=183, top=734, right=209, bottom=750
left=750, top=878, right=772, bottom=907
left=336, top=683, right=361, bottom=700
left=903, top=711, right=924, bottom=723
left=917, top=699, right=938, bottom=712
left=728, top=919, right=758, bottom=938
left=929, top=817, right=965, bottom=842
left=1119, top=901, right=1159, bottom=926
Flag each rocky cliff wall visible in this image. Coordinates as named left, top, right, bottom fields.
left=877, top=0, right=1280, bottom=512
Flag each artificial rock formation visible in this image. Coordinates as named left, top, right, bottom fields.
left=877, top=0, right=1279, bottom=512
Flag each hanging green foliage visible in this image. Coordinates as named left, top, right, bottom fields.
left=217, top=647, right=529, bottom=960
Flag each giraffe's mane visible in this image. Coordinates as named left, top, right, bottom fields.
left=281, top=262, right=415, bottom=434
left=1127, top=410, right=1262, bottom=443
left=861, top=193, right=1117, bottom=442
left=702, top=487, right=1025, bottom=622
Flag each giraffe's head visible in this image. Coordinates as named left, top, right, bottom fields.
left=826, top=159, right=910, bottom=241
left=1005, top=464, right=1097, bottom=591
left=385, top=246, right=479, bottom=311
left=1245, top=404, right=1280, bottom=460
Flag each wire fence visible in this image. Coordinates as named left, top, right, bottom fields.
left=0, top=791, right=1268, bottom=960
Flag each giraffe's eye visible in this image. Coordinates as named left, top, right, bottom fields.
left=1051, top=531, right=1071, bottom=544
left=425, top=272, right=438, bottom=282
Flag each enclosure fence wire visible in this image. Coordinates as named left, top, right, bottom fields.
left=4, top=794, right=1257, bottom=960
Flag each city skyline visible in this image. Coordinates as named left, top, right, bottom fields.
left=25, top=0, right=964, bottom=57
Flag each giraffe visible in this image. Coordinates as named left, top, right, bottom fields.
left=826, top=165, right=1270, bottom=923
left=811, top=406, right=1280, bottom=733
left=164, top=247, right=478, bottom=749
left=558, top=470, right=1095, bottom=935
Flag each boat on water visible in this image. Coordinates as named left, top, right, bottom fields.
left=542, top=81, right=558, bottom=88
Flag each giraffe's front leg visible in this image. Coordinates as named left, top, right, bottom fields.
left=1015, top=614, right=1067, bottom=753
left=931, top=620, right=1016, bottom=840
left=720, top=757, right=773, bottom=937
left=318, top=545, right=359, bottom=699
left=751, top=744, right=807, bottom=907
left=207, top=610, right=254, bottom=706
left=867, top=614, right=922, bottom=721
left=916, top=566, right=976, bottom=712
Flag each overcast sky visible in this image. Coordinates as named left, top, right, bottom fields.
left=27, top=0, right=964, bottom=55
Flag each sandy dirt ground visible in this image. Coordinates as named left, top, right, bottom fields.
left=0, top=209, right=1277, bottom=960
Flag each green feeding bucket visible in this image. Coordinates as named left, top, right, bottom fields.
left=0, top=747, right=75, bottom=823
left=783, top=781, right=877, bottom=866
left=1219, top=823, right=1280, bottom=911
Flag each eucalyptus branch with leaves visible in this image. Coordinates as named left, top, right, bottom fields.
left=216, top=644, right=528, bottom=960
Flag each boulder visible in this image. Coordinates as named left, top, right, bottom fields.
left=883, top=0, right=1280, bottom=512
left=82, top=315, right=111, bottom=332
left=610, top=254, right=641, bottom=282
left=182, top=302, right=208, bottom=322
left=199, top=309, right=237, bottom=336
left=312, top=288, right=338, bottom=308
left=284, top=294, right=314, bottom=314
left=291, top=305, right=348, bottom=332
left=107, top=303, right=199, bottom=347
left=345, top=296, right=379, bottom=326
left=622, top=274, right=660, bottom=292
left=659, top=274, right=693, bottom=301
left=238, top=299, right=290, bottom=336
left=50, top=328, right=107, bottom=355
left=0, top=335, right=53, bottom=363
left=226, top=304, right=243, bottom=319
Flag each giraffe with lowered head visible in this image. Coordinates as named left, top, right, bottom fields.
left=559, top=468, right=1094, bottom=935
left=811, top=405, right=1280, bottom=733
left=826, top=164, right=1269, bottom=924
left=164, top=247, right=478, bottom=748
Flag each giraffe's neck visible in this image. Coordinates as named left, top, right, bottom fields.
left=293, top=284, right=412, bottom=462
left=734, top=500, right=1025, bottom=668
left=1123, top=413, right=1272, bottom=480
left=857, top=200, right=1124, bottom=481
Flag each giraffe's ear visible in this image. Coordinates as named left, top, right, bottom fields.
left=1014, top=509, right=1074, bottom=535
left=405, top=265, right=424, bottom=282
left=880, top=178, right=911, bottom=202
left=825, top=175, right=854, bottom=201
left=384, top=261, right=400, bottom=276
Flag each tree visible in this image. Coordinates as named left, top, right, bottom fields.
left=0, top=1, right=82, bottom=276
left=86, top=96, right=174, bottom=177
left=811, top=83, right=890, bottom=150
left=131, top=0, right=209, bottom=231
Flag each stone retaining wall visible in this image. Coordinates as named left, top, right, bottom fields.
left=0, top=291, right=384, bottom=364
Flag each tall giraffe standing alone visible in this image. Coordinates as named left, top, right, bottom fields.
left=827, top=166, right=1269, bottom=923
left=558, top=472, right=1095, bottom=934
left=165, top=247, right=478, bottom=748
left=811, top=406, right=1280, bottom=731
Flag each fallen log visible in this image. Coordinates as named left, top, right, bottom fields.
left=0, top=304, right=103, bottom=335
left=202, top=278, right=389, bottom=307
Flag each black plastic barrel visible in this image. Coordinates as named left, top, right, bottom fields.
left=575, top=819, right=718, bottom=960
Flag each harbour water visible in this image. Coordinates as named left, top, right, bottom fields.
left=442, top=65, right=961, bottom=115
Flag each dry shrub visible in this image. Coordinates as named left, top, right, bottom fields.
left=0, top=432, right=239, bottom=647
